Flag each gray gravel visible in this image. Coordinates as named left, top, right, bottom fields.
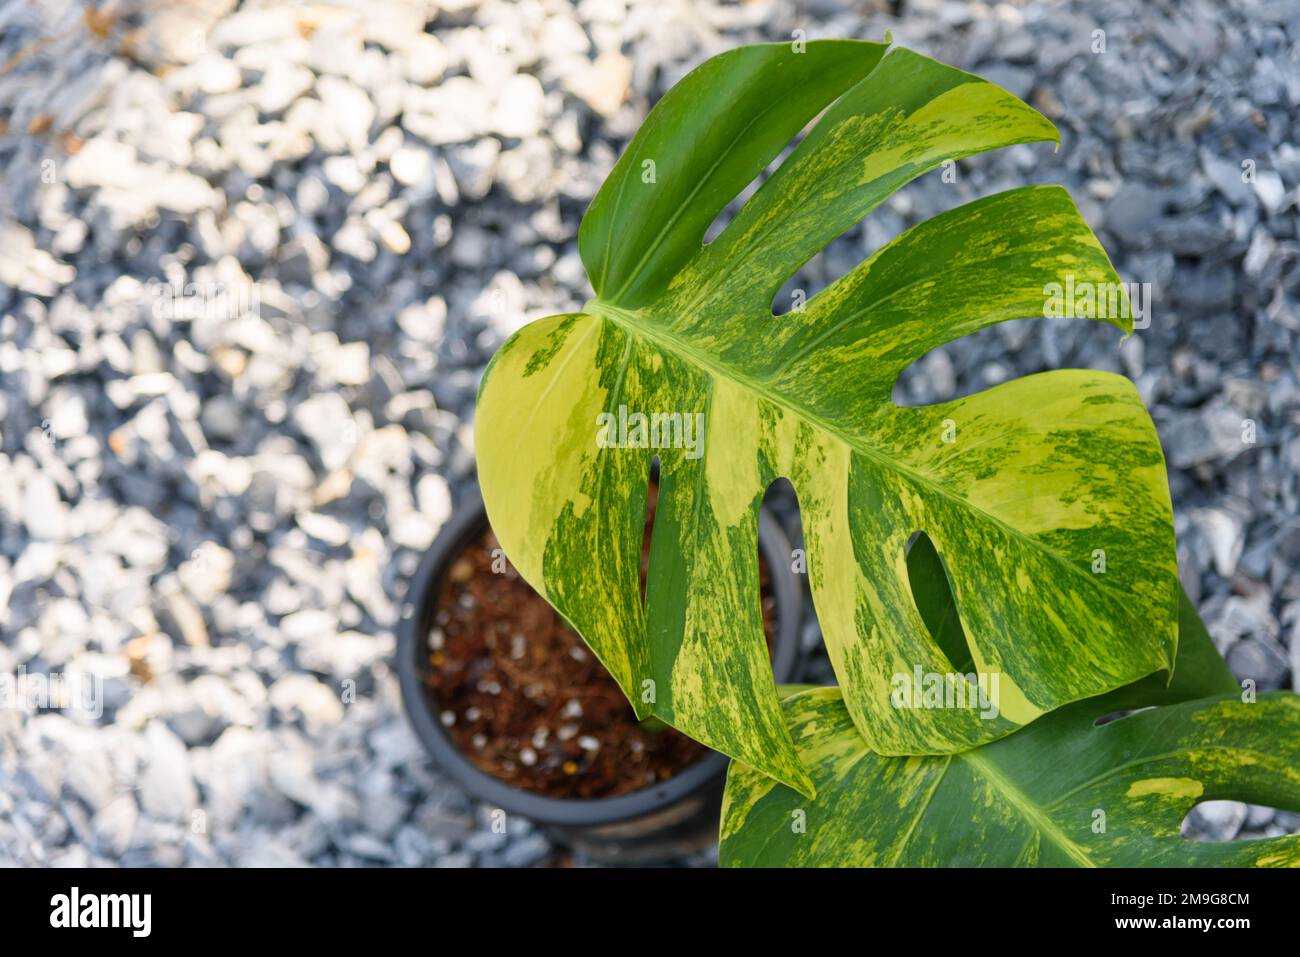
left=0, top=0, right=1296, bottom=865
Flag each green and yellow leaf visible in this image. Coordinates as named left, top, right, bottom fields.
left=719, top=558, right=1300, bottom=867
left=476, top=39, right=1177, bottom=795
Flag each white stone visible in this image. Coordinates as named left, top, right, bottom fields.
left=491, top=74, right=546, bottom=139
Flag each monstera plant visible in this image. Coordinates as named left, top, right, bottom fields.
left=474, top=34, right=1298, bottom=868
left=477, top=38, right=1177, bottom=795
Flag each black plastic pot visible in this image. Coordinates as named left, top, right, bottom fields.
left=396, top=483, right=803, bottom=864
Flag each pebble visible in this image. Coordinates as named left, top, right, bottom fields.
left=1227, top=637, right=1291, bottom=692
left=1184, top=800, right=1247, bottom=842
left=139, top=722, right=199, bottom=823
left=567, top=52, right=633, bottom=117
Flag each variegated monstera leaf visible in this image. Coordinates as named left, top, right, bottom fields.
left=476, top=39, right=1177, bottom=795
left=720, top=541, right=1300, bottom=866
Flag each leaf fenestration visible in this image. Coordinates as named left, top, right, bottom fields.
left=477, top=40, right=1178, bottom=794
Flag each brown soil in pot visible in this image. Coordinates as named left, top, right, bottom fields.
left=423, top=493, right=779, bottom=799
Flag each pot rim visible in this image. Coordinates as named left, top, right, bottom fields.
left=396, top=481, right=803, bottom=828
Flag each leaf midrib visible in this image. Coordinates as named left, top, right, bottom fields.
left=960, top=747, right=1096, bottom=867
left=586, top=300, right=1144, bottom=614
